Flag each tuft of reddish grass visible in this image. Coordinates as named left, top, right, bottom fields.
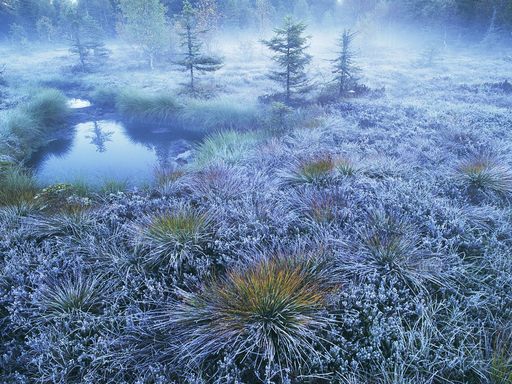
left=455, top=153, right=512, bottom=199
left=160, top=253, right=336, bottom=376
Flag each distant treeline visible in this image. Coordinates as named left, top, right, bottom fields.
left=0, top=0, right=511, bottom=39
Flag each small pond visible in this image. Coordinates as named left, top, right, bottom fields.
left=31, top=119, right=202, bottom=187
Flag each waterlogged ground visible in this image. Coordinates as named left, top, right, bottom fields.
left=1, top=29, right=512, bottom=383
left=32, top=120, right=197, bottom=186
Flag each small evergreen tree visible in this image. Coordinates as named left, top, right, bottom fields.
left=64, top=7, right=109, bottom=72
left=176, top=0, right=223, bottom=92
left=331, top=29, right=360, bottom=96
left=119, top=0, right=169, bottom=70
left=262, top=16, right=312, bottom=104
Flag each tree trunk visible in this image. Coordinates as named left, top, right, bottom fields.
left=483, top=5, right=498, bottom=43
left=286, top=46, right=290, bottom=103
left=76, top=35, right=85, bottom=71
left=190, top=66, right=194, bottom=91
left=187, top=25, right=194, bottom=91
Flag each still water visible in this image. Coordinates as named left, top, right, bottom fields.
left=32, top=120, right=201, bottom=186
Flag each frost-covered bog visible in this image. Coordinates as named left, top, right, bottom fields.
left=1, top=1, right=512, bottom=383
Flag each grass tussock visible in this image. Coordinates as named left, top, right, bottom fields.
left=346, top=211, right=446, bottom=289
left=21, top=89, right=69, bottom=129
left=164, top=254, right=335, bottom=374
left=337, top=157, right=358, bottom=176
left=455, top=152, right=512, bottom=200
left=116, top=89, right=182, bottom=122
left=490, top=328, right=512, bottom=384
left=39, top=274, right=108, bottom=318
left=193, top=130, right=261, bottom=167
left=154, top=166, right=185, bottom=186
left=100, top=179, right=128, bottom=195
left=0, top=88, right=69, bottom=161
left=27, top=210, right=96, bottom=239
left=137, top=207, right=211, bottom=268
left=295, top=188, right=349, bottom=225
left=0, top=166, right=38, bottom=207
left=282, top=155, right=340, bottom=185
left=179, top=97, right=262, bottom=131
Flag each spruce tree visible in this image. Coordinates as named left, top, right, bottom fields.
left=331, top=29, right=359, bottom=96
left=64, top=6, right=109, bottom=72
left=176, top=0, right=223, bottom=92
left=262, top=16, right=311, bottom=104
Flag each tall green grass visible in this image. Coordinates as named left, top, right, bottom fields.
left=114, top=89, right=263, bottom=133
left=91, top=87, right=118, bottom=109
left=0, top=88, right=69, bottom=162
left=116, top=89, right=182, bottom=123
left=179, top=97, right=262, bottom=131
left=193, top=130, right=261, bottom=167
left=22, top=89, right=69, bottom=129
left=0, top=166, right=38, bottom=207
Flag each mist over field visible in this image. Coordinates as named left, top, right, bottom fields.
left=1, top=1, right=512, bottom=383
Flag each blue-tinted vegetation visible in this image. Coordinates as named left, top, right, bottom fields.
left=1, top=0, right=512, bottom=383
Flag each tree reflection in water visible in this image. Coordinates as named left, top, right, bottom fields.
left=86, top=121, right=114, bottom=153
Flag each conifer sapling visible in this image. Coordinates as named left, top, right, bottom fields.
left=176, top=0, right=223, bottom=93
left=262, top=16, right=312, bottom=104
left=331, top=29, right=360, bottom=96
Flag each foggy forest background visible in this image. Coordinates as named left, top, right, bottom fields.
left=1, top=0, right=511, bottom=43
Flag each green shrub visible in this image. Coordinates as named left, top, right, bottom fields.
left=269, top=101, right=293, bottom=132
left=34, top=183, right=92, bottom=213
